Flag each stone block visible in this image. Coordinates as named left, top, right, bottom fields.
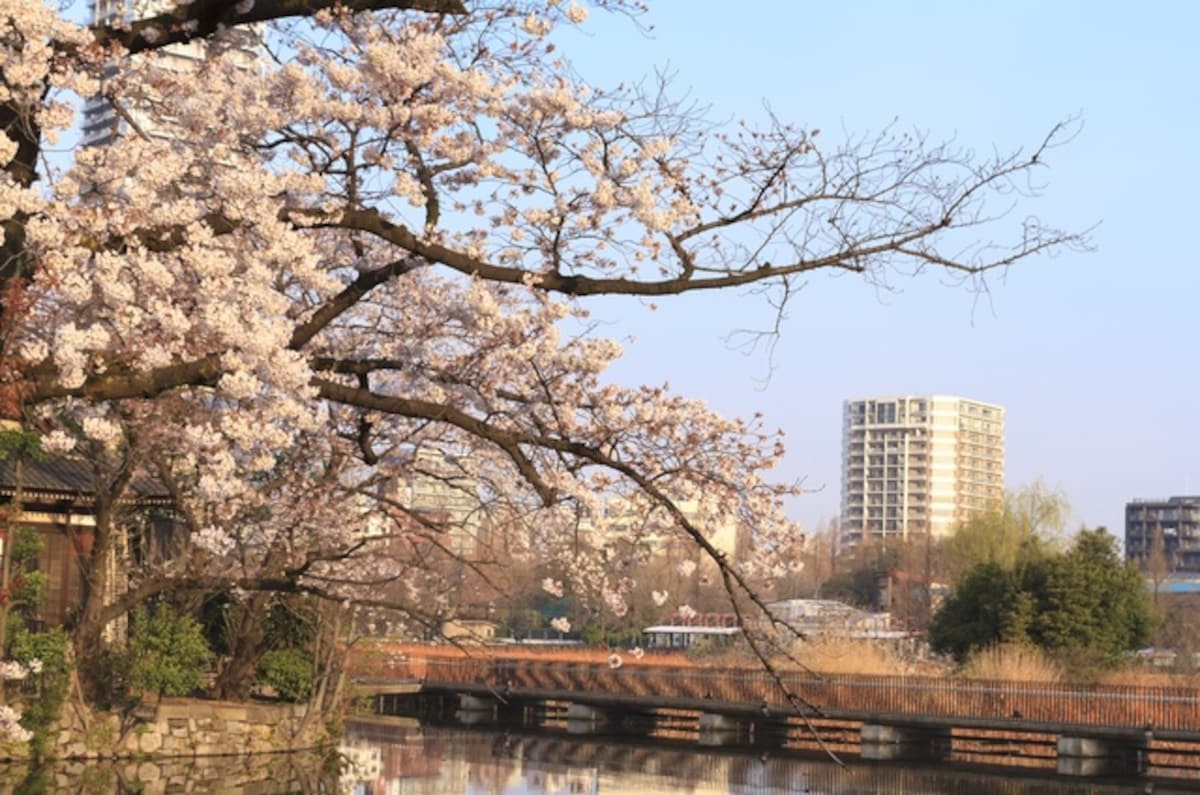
left=139, top=731, right=164, bottom=754
left=136, top=761, right=161, bottom=783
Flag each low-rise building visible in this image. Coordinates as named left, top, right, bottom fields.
left=1126, top=496, right=1200, bottom=572
left=764, top=599, right=902, bottom=639
left=0, top=456, right=175, bottom=631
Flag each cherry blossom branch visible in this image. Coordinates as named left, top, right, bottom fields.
left=87, top=0, right=466, bottom=56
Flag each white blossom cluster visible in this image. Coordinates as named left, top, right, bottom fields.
left=0, top=705, right=31, bottom=744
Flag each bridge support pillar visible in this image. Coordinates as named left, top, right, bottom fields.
left=1056, top=736, right=1147, bottom=777
left=699, top=713, right=751, bottom=746
left=496, top=697, right=528, bottom=725
left=860, top=724, right=951, bottom=761
left=566, top=703, right=610, bottom=734
left=455, top=694, right=497, bottom=725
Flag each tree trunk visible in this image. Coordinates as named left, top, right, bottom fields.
left=72, top=505, right=113, bottom=699
left=210, top=593, right=271, bottom=700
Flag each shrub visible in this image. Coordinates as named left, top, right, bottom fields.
left=257, top=648, right=314, bottom=702
left=125, top=604, right=212, bottom=697
left=7, top=626, right=71, bottom=758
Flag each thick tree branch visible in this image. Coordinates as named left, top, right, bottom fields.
left=88, top=0, right=465, bottom=56
left=302, top=207, right=866, bottom=296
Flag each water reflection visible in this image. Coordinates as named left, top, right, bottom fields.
left=0, top=751, right=332, bottom=794
left=0, top=720, right=1189, bottom=792
left=340, top=719, right=1181, bottom=795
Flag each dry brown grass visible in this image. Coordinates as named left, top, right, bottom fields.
left=958, top=643, right=1064, bottom=683
left=784, top=638, right=905, bottom=676
left=1097, top=666, right=1200, bottom=688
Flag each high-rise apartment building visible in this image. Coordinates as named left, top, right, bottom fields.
left=84, top=0, right=262, bottom=147
left=840, top=395, right=1005, bottom=545
left=399, top=448, right=481, bottom=559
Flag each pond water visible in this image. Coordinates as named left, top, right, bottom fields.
left=337, top=719, right=1178, bottom=795
left=0, top=719, right=1188, bottom=793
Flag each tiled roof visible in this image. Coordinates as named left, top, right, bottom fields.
left=0, top=456, right=170, bottom=502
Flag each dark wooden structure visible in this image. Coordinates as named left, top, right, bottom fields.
left=0, top=457, right=175, bottom=628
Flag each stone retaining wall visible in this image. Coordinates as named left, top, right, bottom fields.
left=34, top=750, right=328, bottom=793
left=55, top=698, right=325, bottom=759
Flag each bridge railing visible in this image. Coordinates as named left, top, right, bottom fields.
left=390, top=656, right=1200, bottom=732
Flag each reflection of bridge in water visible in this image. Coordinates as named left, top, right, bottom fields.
left=357, top=656, right=1200, bottom=779
left=346, top=720, right=1200, bottom=795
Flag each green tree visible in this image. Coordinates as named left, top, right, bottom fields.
left=929, top=563, right=1030, bottom=661
left=931, top=527, right=1155, bottom=667
left=942, top=481, right=1068, bottom=584
left=1030, top=528, right=1154, bottom=666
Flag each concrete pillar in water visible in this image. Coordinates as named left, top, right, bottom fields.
left=566, top=703, right=610, bottom=734
left=455, top=694, right=497, bottom=725
left=496, top=697, right=526, bottom=725
left=699, top=712, right=750, bottom=746
left=1056, top=736, right=1147, bottom=776
left=860, top=723, right=952, bottom=761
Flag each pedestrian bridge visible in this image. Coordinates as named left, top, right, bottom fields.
left=357, top=654, right=1200, bottom=777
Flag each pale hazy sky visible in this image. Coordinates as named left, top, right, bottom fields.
left=556, top=2, right=1200, bottom=537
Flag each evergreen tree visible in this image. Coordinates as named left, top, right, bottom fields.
left=1030, top=528, right=1153, bottom=665
left=931, top=528, right=1154, bottom=666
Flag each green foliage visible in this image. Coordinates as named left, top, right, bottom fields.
left=123, top=604, right=212, bottom=697
left=501, top=608, right=542, bottom=639
left=198, top=592, right=234, bottom=656
left=5, top=571, right=46, bottom=617
left=579, top=622, right=641, bottom=647
left=942, top=482, right=1067, bottom=584
left=262, top=600, right=318, bottom=651
left=8, top=526, right=42, bottom=564
left=8, top=627, right=70, bottom=760
left=1031, top=529, right=1154, bottom=666
left=8, top=626, right=68, bottom=677
left=930, top=564, right=1028, bottom=660
left=256, top=648, right=314, bottom=702
left=3, top=527, right=46, bottom=617
left=0, top=430, right=46, bottom=462
left=822, top=567, right=884, bottom=609
left=823, top=541, right=902, bottom=609
left=2, top=524, right=66, bottom=761
left=931, top=527, right=1155, bottom=667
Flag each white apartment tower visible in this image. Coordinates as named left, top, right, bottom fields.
left=840, top=396, right=1004, bottom=545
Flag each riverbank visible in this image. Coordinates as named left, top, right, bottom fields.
left=49, top=697, right=328, bottom=761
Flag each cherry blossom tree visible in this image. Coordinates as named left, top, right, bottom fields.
left=0, top=0, right=1085, bottom=691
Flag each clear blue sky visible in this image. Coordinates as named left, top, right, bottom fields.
left=557, top=2, right=1200, bottom=537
